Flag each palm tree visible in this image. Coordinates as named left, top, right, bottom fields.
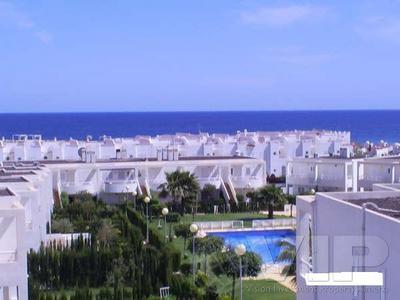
left=97, top=219, right=120, bottom=248
left=276, top=239, right=296, bottom=284
left=211, top=250, right=262, bottom=300
left=256, top=184, right=286, bottom=219
left=159, top=170, right=200, bottom=216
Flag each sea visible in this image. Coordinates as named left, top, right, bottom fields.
left=0, top=110, right=399, bottom=143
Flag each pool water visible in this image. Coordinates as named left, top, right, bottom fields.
left=208, top=229, right=295, bottom=264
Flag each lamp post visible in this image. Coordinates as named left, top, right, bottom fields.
left=144, top=196, right=151, bottom=243
left=235, top=244, right=246, bottom=300
left=124, top=186, right=130, bottom=217
left=162, top=207, right=169, bottom=242
left=190, top=223, right=199, bottom=283
left=132, top=190, right=137, bottom=211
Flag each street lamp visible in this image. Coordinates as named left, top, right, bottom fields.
left=190, top=223, right=199, bottom=282
left=124, top=186, right=130, bottom=217
left=144, top=196, right=151, bottom=243
left=235, top=244, right=246, bottom=300
left=162, top=207, right=169, bottom=242
left=132, top=190, right=137, bottom=210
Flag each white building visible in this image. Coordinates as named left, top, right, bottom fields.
left=286, top=157, right=359, bottom=194
left=287, top=156, right=400, bottom=195
left=0, top=150, right=266, bottom=299
left=0, top=190, right=28, bottom=300
left=47, top=155, right=266, bottom=204
left=0, top=129, right=351, bottom=299
left=0, top=130, right=351, bottom=178
left=297, top=190, right=400, bottom=300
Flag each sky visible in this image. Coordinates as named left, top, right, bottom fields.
left=1, top=0, right=400, bottom=112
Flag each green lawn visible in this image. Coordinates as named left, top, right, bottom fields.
left=46, top=279, right=295, bottom=300
left=153, top=212, right=290, bottom=228
left=239, top=279, right=295, bottom=300
left=150, top=212, right=295, bottom=299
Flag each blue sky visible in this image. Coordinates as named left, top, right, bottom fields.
left=1, top=0, right=400, bottom=112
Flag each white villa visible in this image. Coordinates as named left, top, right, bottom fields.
left=0, top=130, right=351, bottom=178
left=297, top=189, right=400, bottom=300
left=0, top=142, right=267, bottom=299
left=286, top=156, right=400, bottom=195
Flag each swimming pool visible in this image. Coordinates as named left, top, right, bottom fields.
left=208, top=229, right=295, bottom=264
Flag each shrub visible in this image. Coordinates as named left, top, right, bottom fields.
left=195, top=271, right=208, bottom=288
left=180, top=262, right=192, bottom=275
left=205, top=284, right=219, bottom=300
left=170, top=274, right=199, bottom=300
left=166, top=212, right=180, bottom=223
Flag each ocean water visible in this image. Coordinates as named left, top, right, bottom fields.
left=0, top=111, right=399, bottom=142
left=209, top=229, right=295, bottom=264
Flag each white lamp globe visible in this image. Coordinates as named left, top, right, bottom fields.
left=162, top=207, right=169, bottom=216
left=132, top=190, right=137, bottom=196
left=144, top=196, right=151, bottom=204
left=310, top=189, right=316, bottom=195
left=190, top=223, right=199, bottom=233
left=235, top=244, right=246, bottom=256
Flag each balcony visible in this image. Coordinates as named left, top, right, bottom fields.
left=0, top=250, right=17, bottom=263
left=61, top=181, right=96, bottom=195
left=104, top=180, right=138, bottom=194
left=230, top=175, right=264, bottom=188
left=197, top=177, right=221, bottom=187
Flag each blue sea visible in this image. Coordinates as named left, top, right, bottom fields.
left=0, top=111, right=399, bottom=143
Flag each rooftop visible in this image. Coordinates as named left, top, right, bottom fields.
left=0, top=171, right=36, bottom=176
left=348, top=197, right=400, bottom=220
left=15, top=155, right=256, bottom=165
left=0, top=188, right=13, bottom=197
left=0, top=177, right=28, bottom=183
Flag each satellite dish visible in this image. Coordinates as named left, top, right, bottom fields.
left=78, top=147, right=86, bottom=159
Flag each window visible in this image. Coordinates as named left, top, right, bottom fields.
left=246, top=168, right=251, bottom=176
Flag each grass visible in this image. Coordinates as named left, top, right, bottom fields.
left=47, top=211, right=295, bottom=299
left=213, top=277, right=295, bottom=300
left=238, top=279, right=295, bottom=300
left=150, top=211, right=296, bottom=299
left=152, top=211, right=291, bottom=228
left=45, top=279, right=295, bottom=300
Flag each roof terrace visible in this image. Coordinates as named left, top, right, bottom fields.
left=0, top=188, right=13, bottom=196
left=347, top=197, right=400, bottom=220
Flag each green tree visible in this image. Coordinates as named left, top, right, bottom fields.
left=200, top=184, right=219, bottom=213
left=256, top=185, right=286, bottom=219
left=159, top=170, right=200, bottom=216
left=174, top=224, right=191, bottom=255
left=276, top=240, right=296, bottom=284
left=51, top=218, right=74, bottom=233
left=96, top=219, right=120, bottom=248
left=187, top=236, right=224, bottom=275
left=210, top=250, right=262, bottom=300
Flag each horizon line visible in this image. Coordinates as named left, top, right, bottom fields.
left=1, top=109, right=400, bottom=114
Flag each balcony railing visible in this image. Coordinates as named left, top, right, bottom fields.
left=104, top=180, right=137, bottom=193
left=0, top=250, right=17, bottom=263
left=300, top=257, right=313, bottom=277
left=195, top=220, right=244, bottom=230
left=252, top=218, right=296, bottom=228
